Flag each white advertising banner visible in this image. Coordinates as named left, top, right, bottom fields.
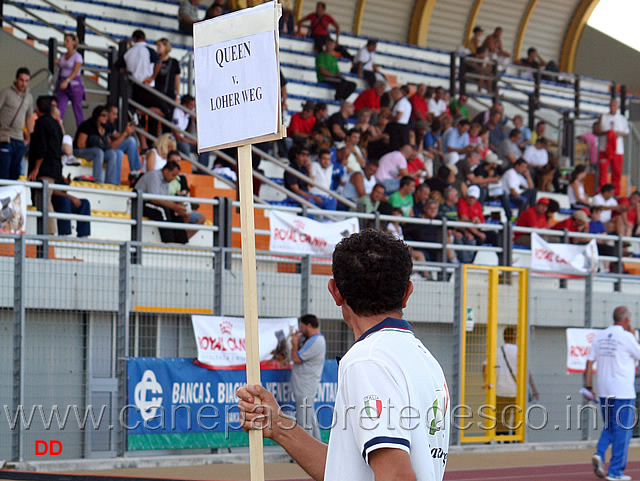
left=269, top=211, right=359, bottom=256
left=193, top=2, right=282, bottom=151
left=566, top=328, right=600, bottom=373
left=531, top=233, right=598, bottom=275
left=192, top=315, right=298, bottom=368
left=0, top=185, right=27, bottom=234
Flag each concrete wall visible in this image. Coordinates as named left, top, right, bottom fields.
left=575, top=25, right=640, bottom=94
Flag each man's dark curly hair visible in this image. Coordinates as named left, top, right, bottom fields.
left=332, top=229, right=412, bottom=316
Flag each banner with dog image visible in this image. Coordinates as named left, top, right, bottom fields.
left=192, top=315, right=298, bottom=368
left=0, top=185, right=27, bottom=234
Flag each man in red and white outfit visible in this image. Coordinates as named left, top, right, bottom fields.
left=596, top=99, right=629, bottom=196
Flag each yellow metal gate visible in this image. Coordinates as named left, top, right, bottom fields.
left=460, top=265, right=529, bottom=443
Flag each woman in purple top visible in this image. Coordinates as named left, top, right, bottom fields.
left=56, top=33, right=85, bottom=125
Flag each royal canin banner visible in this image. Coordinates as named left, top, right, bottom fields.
left=566, top=328, right=600, bottom=373
left=192, top=315, right=297, bottom=369
left=531, top=233, right=598, bottom=275
left=269, top=211, right=359, bottom=256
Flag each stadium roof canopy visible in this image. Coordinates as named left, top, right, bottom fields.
left=289, top=0, right=599, bottom=73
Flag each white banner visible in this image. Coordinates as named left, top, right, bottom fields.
left=194, top=2, right=281, bottom=150
left=531, top=233, right=598, bottom=275
left=192, top=315, right=297, bottom=368
left=566, top=328, right=600, bottom=373
left=269, top=211, right=359, bottom=256
left=0, top=185, right=27, bottom=234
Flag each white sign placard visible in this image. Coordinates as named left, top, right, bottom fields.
left=269, top=211, right=359, bottom=256
left=566, top=328, right=600, bottom=373
left=531, top=233, right=599, bottom=275
left=192, top=315, right=297, bottom=368
left=193, top=2, right=282, bottom=151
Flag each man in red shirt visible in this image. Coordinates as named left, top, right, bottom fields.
left=410, top=83, right=429, bottom=122
left=353, top=81, right=385, bottom=116
left=514, top=198, right=549, bottom=246
left=610, top=191, right=640, bottom=237
left=297, top=2, right=340, bottom=53
left=457, top=184, right=497, bottom=246
left=288, top=101, right=316, bottom=143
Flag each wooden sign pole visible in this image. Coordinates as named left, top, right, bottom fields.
left=237, top=143, right=265, bottom=481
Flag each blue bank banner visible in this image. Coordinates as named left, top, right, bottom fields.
left=126, top=357, right=338, bottom=450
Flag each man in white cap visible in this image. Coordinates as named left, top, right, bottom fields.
left=457, top=184, right=497, bottom=246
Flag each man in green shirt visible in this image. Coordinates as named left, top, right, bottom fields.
left=387, top=176, right=415, bottom=216
left=354, top=183, right=385, bottom=213
left=315, top=38, right=356, bottom=101
left=449, top=94, right=469, bottom=120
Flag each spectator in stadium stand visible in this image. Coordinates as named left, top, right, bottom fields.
left=438, top=185, right=476, bottom=263
left=354, top=109, right=375, bottom=139
left=468, top=122, right=483, bottom=152
left=298, top=1, right=340, bottom=54
left=472, top=100, right=503, bottom=127
left=552, top=209, right=590, bottom=242
left=465, top=26, right=483, bottom=54
left=343, top=160, right=378, bottom=205
left=0, top=67, right=33, bottom=180
left=411, top=121, right=433, bottom=177
left=285, top=144, right=335, bottom=210
left=353, top=182, right=385, bottom=213
left=449, top=94, right=469, bottom=121
left=330, top=144, right=350, bottom=192
left=343, top=129, right=366, bottom=172
left=288, top=100, right=317, bottom=145
left=73, top=105, right=122, bottom=185
left=486, top=110, right=506, bottom=152
left=442, top=118, right=472, bottom=166
left=27, top=96, right=91, bottom=237
left=388, top=176, right=415, bottom=217
left=427, top=87, right=448, bottom=120
left=423, top=118, right=444, bottom=164
left=105, top=103, right=143, bottom=181
left=404, top=199, right=445, bottom=263
left=411, top=183, right=430, bottom=217
left=315, top=38, right=356, bottom=101
left=595, top=98, right=629, bottom=195
left=482, top=26, right=510, bottom=60
left=386, top=86, right=412, bottom=151
left=204, top=2, right=223, bottom=20
left=327, top=101, right=354, bottom=142
left=529, top=120, right=546, bottom=145
left=514, top=198, right=549, bottom=247
left=501, top=158, right=536, bottom=216
left=513, top=114, right=531, bottom=147
left=178, top=0, right=201, bottom=34
left=171, top=95, right=210, bottom=170
left=135, top=160, right=205, bottom=243
left=609, top=192, right=640, bottom=238
left=457, top=150, right=500, bottom=200
left=409, top=84, right=429, bottom=123
left=523, top=137, right=549, bottom=186
left=427, top=164, right=456, bottom=199
left=375, top=144, right=415, bottom=193
left=568, top=164, right=591, bottom=210
left=308, top=148, right=338, bottom=211
left=354, top=40, right=383, bottom=88
left=144, top=133, right=177, bottom=172
left=458, top=184, right=497, bottom=246
left=592, top=183, right=620, bottom=228
left=465, top=46, right=493, bottom=92
left=55, top=33, right=85, bottom=126
left=154, top=38, right=181, bottom=117
left=497, top=129, right=522, bottom=167
left=117, top=30, right=162, bottom=152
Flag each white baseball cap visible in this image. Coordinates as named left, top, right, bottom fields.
left=467, top=185, right=481, bottom=199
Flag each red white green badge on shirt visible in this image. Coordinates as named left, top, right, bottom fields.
left=363, top=395, right=382, bottom=419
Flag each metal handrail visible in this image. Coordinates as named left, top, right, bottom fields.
left=4, top=0, right=66, bottom=36
left=38, top=0, right=119, bottom=45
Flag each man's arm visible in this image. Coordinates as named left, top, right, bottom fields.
left=109, top=122, right=136, bottom=149
left=27, top=158, right=43, bottom=181
left=237, top=384, right=327, bottom=481
left=369, top=449, right=417, bottom=481
left=584, top=360, right=594, bottom=394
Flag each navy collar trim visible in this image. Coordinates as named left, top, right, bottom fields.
left=356, top=317, right=413, bottom=343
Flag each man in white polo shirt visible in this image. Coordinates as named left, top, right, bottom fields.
left=586, top=306, right=640, bottom=481
left=236, top=229, right=450, bottom=481
left=595, top=99, right=629, bottom=196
